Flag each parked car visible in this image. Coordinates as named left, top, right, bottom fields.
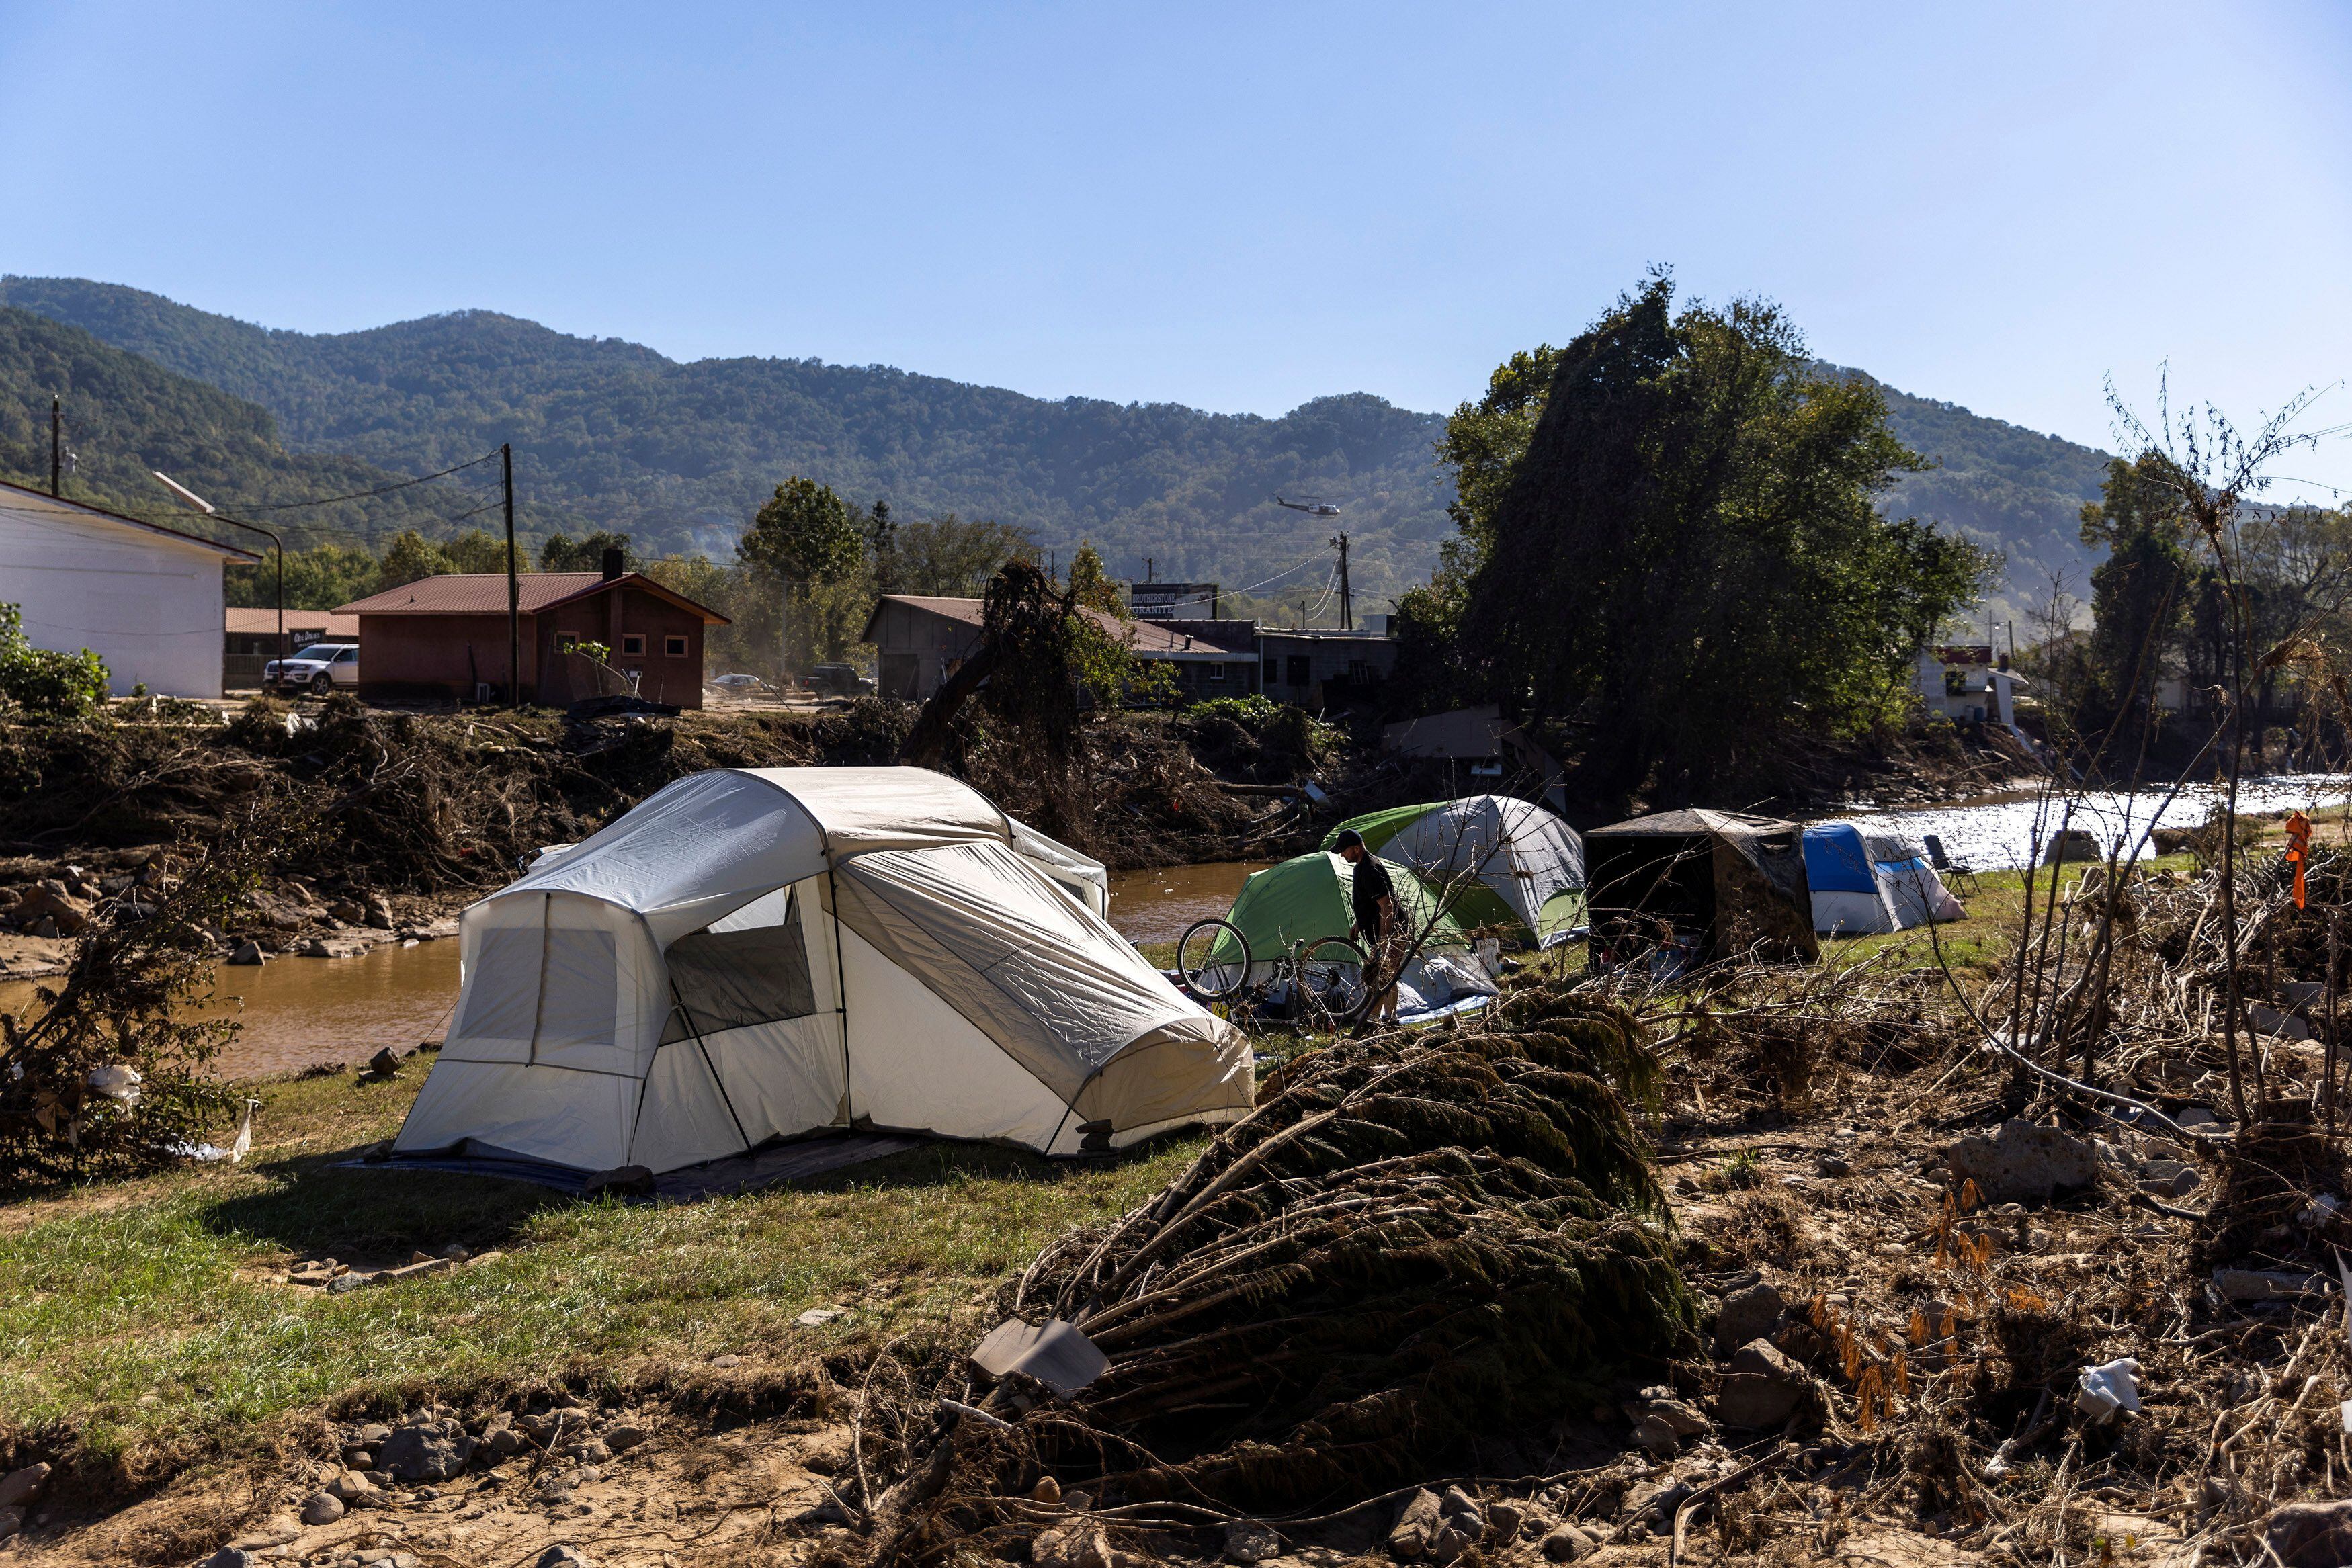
left=801, top=664, right=874, bottom=697
left=264, top=643, right=359, bottom=695
left=708, top=672, right=774, bottom=696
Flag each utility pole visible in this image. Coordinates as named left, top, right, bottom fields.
left=1330, top=532, right=1351, bottom=630
left=503, top=443, right=519, bottom=708
left=50, top=398, right=62, bottom=497
left=1146, top=558, right=1154, bottom=584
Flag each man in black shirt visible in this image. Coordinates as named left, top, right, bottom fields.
left=1333, top=828, right=1402, bottom=1024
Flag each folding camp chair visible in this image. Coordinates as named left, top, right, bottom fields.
left=1921, top=834, right=1980, bottom=897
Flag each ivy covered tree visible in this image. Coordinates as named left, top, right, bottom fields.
left=1443, top=271, right=1990, bottom=808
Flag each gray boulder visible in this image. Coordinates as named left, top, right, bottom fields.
left=198, top=1552, right=259, bottom=1568
left=1713, top=1280, right=1786, bottom=1356
left=300, top=1492, right=345, bottom=1525
left=1388, top=1488, right=1443, bottom=1559
left=377, top=1418, right=476, bottom=1481
left=0, top=1463, right=49, bottom=1509
left=1717, top=1338, right=1815, bottom=1429
left=1944, top=1119, right=2098, bottom=1204
left=1540, top=1522, right=1596, bottom=1561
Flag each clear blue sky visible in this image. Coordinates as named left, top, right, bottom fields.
left=5, top=1, right=2350, bottom=498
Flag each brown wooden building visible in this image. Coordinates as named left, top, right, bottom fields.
left=337, top=565, right=729, bottom=708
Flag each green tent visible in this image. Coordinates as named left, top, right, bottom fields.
left=1208, top=849, right=1476, bottom=986
left=1324, top=795, right=1587, bottom=947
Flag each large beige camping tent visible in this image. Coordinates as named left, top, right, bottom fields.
left=394, top=767, right=1251, bottom=1174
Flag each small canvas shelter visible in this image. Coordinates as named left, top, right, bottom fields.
left=1205, top=851, right=1495, bottom=1013
left=1323, top=795, right=1585, bottom=947
left=394, top=767, right=1250, bottom=1173
left=1585, top=810, right=1818, bottom=966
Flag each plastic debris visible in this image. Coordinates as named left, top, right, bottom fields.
left=970, top=1317, right=1110, bottom=1397
left=2076, top=1357, right=2142, bottom=1422
left=87, top=1063, right=142, bottom=1104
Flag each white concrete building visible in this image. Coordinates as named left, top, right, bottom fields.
left=0, top=478, right=257, bottom=698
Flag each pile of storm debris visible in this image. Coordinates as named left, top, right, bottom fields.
left=819, top=816, right=2352, bottom=1568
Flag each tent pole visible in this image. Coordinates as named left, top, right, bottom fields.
left=825, top=867, right=855, bottom=1129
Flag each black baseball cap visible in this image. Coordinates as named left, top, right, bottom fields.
left=1332, top=828, right=1365, bottom=850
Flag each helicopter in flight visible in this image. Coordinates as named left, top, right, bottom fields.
left=1273, top=494, right=1342, bottom=517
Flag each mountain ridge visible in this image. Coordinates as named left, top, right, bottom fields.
left=0, top=276, right=2110, bottom=619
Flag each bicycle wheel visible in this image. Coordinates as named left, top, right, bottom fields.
left=1176, top=918, right=1251, bottom=1002
left=1295, top=935, right=1373, bottom=1029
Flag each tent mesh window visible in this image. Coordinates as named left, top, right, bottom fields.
left=661, top=889, right=818, bottom=1043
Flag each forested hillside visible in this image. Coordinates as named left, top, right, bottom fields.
left=0, top=277, right=1451, bottom=605
left=1, top=277, right=2112, bottom=621
left=0, top=308, right=531, bottom=548
left=1833, top=365, right=2113, bottom=627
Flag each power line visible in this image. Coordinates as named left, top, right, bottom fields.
left=214, top=451, right=503, bottom=511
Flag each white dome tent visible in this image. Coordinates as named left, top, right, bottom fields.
left=394, top=767, right=1251, bottom=1175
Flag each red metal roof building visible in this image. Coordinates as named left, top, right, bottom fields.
left=338, top=564, right=730, bottom=708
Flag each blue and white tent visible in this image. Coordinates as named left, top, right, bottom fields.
left=1802, top=823, right=1965, bottom=935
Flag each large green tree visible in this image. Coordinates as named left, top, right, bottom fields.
left=1450, top=272, right=1990, bottom=806
left=740, top=478, right=864, bottom=585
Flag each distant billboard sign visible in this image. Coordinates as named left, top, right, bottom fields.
left=1132, top=582, right=1217, bottom=620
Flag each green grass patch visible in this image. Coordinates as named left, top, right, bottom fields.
left=0, top=1067, right=1199, bottom=1467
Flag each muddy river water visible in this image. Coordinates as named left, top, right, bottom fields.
left=8, top=775, right=2347, bottom=1081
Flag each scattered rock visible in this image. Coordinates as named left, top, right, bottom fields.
left=227, top=1515, right=302, bottom=1549
left=1718, top=1336, right=1815, bottom=1428
left=1944, top=1119, right=2098, bottom=1204
left=300, top=1491, right=347, bottom=1525
left=2139, top=1159, right=2201, bottom=1198
left=1625, top=1477, right=1695, bottom=1526
left=1816, top=1154, right=1853, bottom=1178
left=560, top=1438, right=612, bottom=1464
left=356, top=1422, right=392, bottom=1444
left=1032, top=1474, right=1062, bottom=1504
left=1032, top=1522, right=1114, bottom=1568
left=1388, top=1488, right=1443, bottom=1559
left=1626, top=1391, right=1710, bottom=1452
left=226, top=939, right=267, bottom=965
left=1225, top=1520, right=1284, bottom=1563
left=710, top=1353, right=744, bottom=1368
left=535, top=1549, right=597, bottom=1568
left=0, top=1508, right=18, bottom=1542
left=1486, top=1499, right=1527, bottom=1541
left=1540, top=1522, right=1596, bottom=1561
left=794, top=1306, right=848, bottom=1327
left=366, top=1047, right=403, bottom=1076
left=198, top=1550, right=259, bottom=1568
left=1714, top=1279, right=1786, bottom=1356
left=2268, top=1499, right=2352, bottom=1568
left=325, top=1469, right=371, bottom=1502
left=302, top=937, right=370, bottom=959
left=377, top=1418, right=476, bottom=1481
left=13, top=881, right=90, bottom=935
left=605, top=1422, right=647, bottom=1452
left=0, top=1463, right=50, bottom=1509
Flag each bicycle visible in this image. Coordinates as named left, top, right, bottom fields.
left=1175, top=918, right=1374, bottom=1031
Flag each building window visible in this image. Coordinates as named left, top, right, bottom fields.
left=1207, top=662, right=1227, bottom=683
left=1262, top=657, right=1278, bottom=686
left=665, top=634, right=688, bottom=657
left=1286, top=654, right=1311, bottom=687
left=556, top=634, right=578, bottom=652
left=621, top=634, right=646, bottom=656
